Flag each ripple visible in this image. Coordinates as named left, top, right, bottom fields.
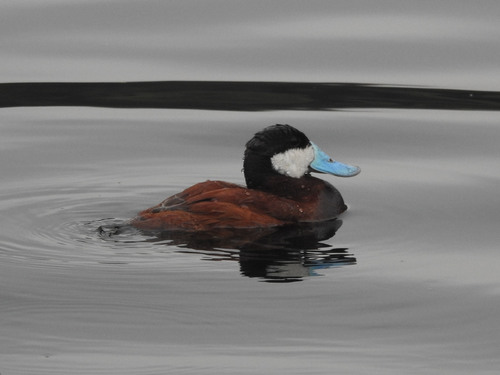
left=0, top=183, right=186, bottom=268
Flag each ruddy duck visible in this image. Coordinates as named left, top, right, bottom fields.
left=131, top=124, right=360, bottom=231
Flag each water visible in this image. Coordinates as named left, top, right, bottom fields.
left=2, top=1, right=500, bottom=374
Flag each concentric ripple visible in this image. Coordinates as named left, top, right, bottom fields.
left=0, top=182, right=188, bottom=268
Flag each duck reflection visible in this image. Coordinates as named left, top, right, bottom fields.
left=99, top=218, right=355, bottom=282
left=151, top=219, right=354, bottom=282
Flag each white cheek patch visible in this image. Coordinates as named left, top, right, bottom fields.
left=270, top=145, right=315, bottom=178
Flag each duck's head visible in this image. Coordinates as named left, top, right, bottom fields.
left=243, top=124, right=360, bottom=189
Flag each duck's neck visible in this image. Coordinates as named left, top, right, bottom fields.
left=244, top=156, right=347, bottom=218
left=243, top=153, right=281, bottom=191
left=244, top=154, right=314, bottom=198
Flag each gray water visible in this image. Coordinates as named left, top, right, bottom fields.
left=2, top=1, right=500, bottom=374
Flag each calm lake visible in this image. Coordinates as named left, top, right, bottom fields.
left=1, top=1, right=500, bottom=374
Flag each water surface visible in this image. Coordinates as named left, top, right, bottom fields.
left=2, top=1, right=500, bottom=374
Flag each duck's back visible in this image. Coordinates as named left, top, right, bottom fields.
left=130, top=180, right=312, bottom=231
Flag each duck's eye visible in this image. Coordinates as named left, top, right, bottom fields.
left=328, top=158, right=333, bottom=162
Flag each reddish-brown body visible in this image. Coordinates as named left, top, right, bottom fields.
left=131, top=179, right=346, bottom=232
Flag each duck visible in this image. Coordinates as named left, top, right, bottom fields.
left=130, top=124, right=360, bottom=232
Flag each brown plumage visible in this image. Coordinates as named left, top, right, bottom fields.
left=131, top=180, right=314, bottom=231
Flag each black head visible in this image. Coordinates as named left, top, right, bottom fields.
left=243, top=124, right=312, bottom=189
left=243, top=124, right=360, bottom=191
left=244, top=124, right=310, bottom=158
